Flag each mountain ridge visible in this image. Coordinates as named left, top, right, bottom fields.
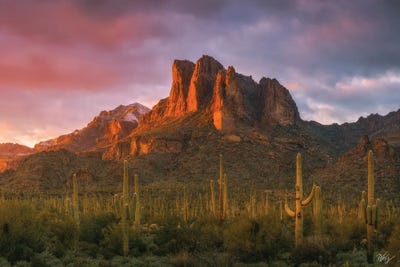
left=0, top=55, right=399, bottom=199
left=34, top=102, right=150, bottom=153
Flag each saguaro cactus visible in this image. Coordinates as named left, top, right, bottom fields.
left=183, top=187, right=189, bottom=223
left=72, top=174, right=80, bottom=226
left=285, top=153, right=319, bottom=247
left=313, top=186, right=322, bottom=235
left=210, top=180, right=216, bottom=217
left=223, top=173, right=228, bottom=219
left=122, top=160, right=129, bottom=256
left=219, top=154, right=224, bottom=220
left=134, top=174, right=140, bottom=228
left=360, top=150, right=379, bottom=264
left=264, top=191, right=270, bottom=216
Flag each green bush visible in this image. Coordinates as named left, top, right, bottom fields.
left=290, top=238, right=331, bottom=266
left=223, top=216, right=292, bottom=262
left=37, top=212, right=78, bottom=257
left=386, top=222, right=400, bottom=263
left=101, top=223, right=147, bottom=257
left=31, top=251, right=63, bottom=267
left=153, top=220, right=201, bottom=256
left=80, top=212, right=118, bottom=244
left=0, top=204, right=46, bottom=263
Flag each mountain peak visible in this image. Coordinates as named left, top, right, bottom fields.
left=187, top=55, right=224, bottom=112
left=145, top=55, right=300, bottom=130
left=34, top=102, right=150, bottom=152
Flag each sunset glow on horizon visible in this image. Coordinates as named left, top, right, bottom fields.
left=0, top=0, right=399, bottom=147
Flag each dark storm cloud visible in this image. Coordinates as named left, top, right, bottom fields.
left=74, top=0, right=227, bottom=19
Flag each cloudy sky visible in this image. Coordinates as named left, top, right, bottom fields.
left=0, top=0, right=399, bottom=147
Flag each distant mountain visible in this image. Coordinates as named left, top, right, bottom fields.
left=0, top=55, right=399, bottom=199
left=0, top=143, right=34, bottom=156
left=0, top=143, right=35, bottom=172
left=301, top=109, right=400, bottom=154
left=34, top=103, right=150, bottom=153
left=311, top=135, right=400, bottom=197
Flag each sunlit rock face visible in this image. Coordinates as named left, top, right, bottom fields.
left=145, top=55, right=300, bottom=132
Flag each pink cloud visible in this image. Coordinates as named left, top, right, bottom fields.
left=0, top=1, right=170, bottom=48
left=0, top=1, right=174, bottom=90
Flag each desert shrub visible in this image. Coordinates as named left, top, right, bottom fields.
left=195, top=217, right=224, bottom=251
left=30, top=250, right=63, bottom=267
left=290, top=238, right=332, bottom=266
left=0, top=257, right=11, bottom=267
left=37, top=212, right=78, bottom=257
left=386, top=222, right=400, bottom=263
left=101, top=223, right=147, bottom=257
left=13, top=261, right=30, bottom=267
left=0, top=204, right=46, bottom=263
left=324, top=215, right=364, bottom=254
left=335, top=249, right=367, bottom=266
left=80, top=212, right=118, bottom=244
left=223, top=216, right=292, bottom=262
left=153, top=220, right=201, bottom=256
left=377, top=218, right=397, bottom=249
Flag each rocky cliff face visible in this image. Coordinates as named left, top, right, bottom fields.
left=35, top=103, right=150, bottom=152
left=259, top=78, right=300, bottom=126
left=109, top=56, right=301, bottom=160
left=142, top=55, right=300, bottom=131
left=165, top=60, right=195, bottom=117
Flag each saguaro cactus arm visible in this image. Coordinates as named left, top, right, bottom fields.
left=301, top=185, right=316, bottom=206
left=285, top=195, right=295, bottom=217
left=359, top=191, right=367, bottom=223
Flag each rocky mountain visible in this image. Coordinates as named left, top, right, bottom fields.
left=34, top=103, right=150, bottom=153
left=311, top=135, right=400, bottom=198
left=0, top=55, right=399, bottom=199
left=301, top=109, right=400, bottom=154
left=0, top=143, right=35, bottom=172
left=104, top=55, right=301, bottom=159
left=140, top=55, right=299, bottom=129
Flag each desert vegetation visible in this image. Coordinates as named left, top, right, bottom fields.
left=0, top=151, right=399, bottom=266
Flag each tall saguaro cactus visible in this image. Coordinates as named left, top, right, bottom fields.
left=313, top=186, right=322, bottom=235
left=219, top=154, right=224, bottom=220
left=134, top=174, right=140, bottom=228
left=210, top=180, right=216, bottom=217
left=360, top=150, right=379, bottom=264
left=122, top=160, right=129, bottom=256
left=183, top=187, right=189, bottom=223
left=223, top=173, right=228, bottom=219
left=72, top=174, right=80, bottom=226
left=285, top=153, right=319, bottom=247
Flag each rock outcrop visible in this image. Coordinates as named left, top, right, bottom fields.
left=102, top=136, right=183, bottom=160
left=143, top=55, right=300, bottom=131
left=259, top=78, right=300, bottom=126
left=165, top=60, right=195, bottom=117
left=187, top=55, right=224, bottom=112
left=35, top=103, right=150, bottom=152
